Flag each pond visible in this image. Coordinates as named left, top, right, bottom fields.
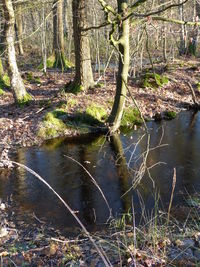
left=1, top=111, right=200, bottom=234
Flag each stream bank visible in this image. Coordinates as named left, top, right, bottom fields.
left=1, top=199, right=200, bottom=266
left=1, top=59, right=200, bottom=151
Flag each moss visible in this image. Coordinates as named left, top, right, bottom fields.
left=0, top=74, right=10, bottom=90
left=0, top=59, right=4, bottom=76
left=64, top=110, right=105, bottom=135
left=35, top=77, right=41, bottom=84
left=67, top=112, right=102, bottom=126
left=17, top=93, right=33, bottom=107
left=142, top=72, right=169, bottom=89
left=38, top=110, right=67, bottom=139
left=65, top=82, right=84, bottom=95
left=2, top=74, right=10, bottom=86
left=121, top=108, right=142, bottom=128
left=38, top=55, right=74, bottom=70
left=67, top=98, right=77, bottom=108
left=0, top=88, right=5, bottom=96
left=86, top=104, right=107, bottom=122
left=26, top=72, right=41, bottom=84
left=196, top=82, right=200, bottom=91
left=164, top=111, right=177, bottom=120
left=94, top=83, right=104, bottom=88
left=26, top=72, right=34, bottom=81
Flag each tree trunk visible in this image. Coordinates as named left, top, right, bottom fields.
left=2, top=0, right=31, bottom=104
left=188, top=0, right=200, bottom=56
left=15, top=3, right=24, bottom=56
left=179, top=0, right=187, bottom=55
left=72, top=0, right=94, bottom=90
left=108, top=0, right=130, bottom=132
left=53, top=0, right=66, bottom=70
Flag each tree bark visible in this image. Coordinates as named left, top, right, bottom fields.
left=15, top=3, right=24, bottom=56
left=72, top=0, right=94, bottom=90
left=53, top=0, right=66, bottom=70
left=108, top=0, right=130, bottom=132
left=2, top=0, right=31, bottom=104
left=188, top=0, right=200, bottom=55
left=179, top=0, right=187, bottom=55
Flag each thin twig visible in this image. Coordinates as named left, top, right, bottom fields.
left=10, top=161, right=111, bottom=267
left=64, top=155, right=112, bottom=219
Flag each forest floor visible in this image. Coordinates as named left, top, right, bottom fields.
left=0, top=58, right=200, bottom=151
left=1, top=58, right=200, bottom=266
left=1, top=198, right=200, bottom=266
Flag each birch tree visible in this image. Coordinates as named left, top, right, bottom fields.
left=2, top=0, right=32, bottom=105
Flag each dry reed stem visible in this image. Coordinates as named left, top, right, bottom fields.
left=167, top=168, right=176, bottom=223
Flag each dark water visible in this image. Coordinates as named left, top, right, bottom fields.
left=1, top=111, right=200, bottom=233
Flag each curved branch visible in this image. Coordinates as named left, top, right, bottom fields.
left=127, top=0, right=189, bottom=20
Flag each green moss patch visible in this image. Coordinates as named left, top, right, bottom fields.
left=65, top=82, right=84, bottom=95
left=26, top=72, right=41, bottom=84
left=121, top=108, right=142, bottom=128
left=0, top=88, right=5, bottom=96
left=38, top=104, right=107, bottom=139
left=38, top=55, right=73, bottom=70
left=142, top=73, right=169, bottom=89
left=196, top=82, right=200, bottom=91
left=0, top=74, right=10, bottom=91
left=164, top=111, right=177, bottom=120
left=94, top=83, right=104, bottom=88
left=66, top=112, right=103, bottom=127
left=86, top=104, right=107, bottom=122
left=67, top=98, right=77, bottom=108
left=38, top=109, right=67, bottom=139
left=65, top=109, right=106, bottom=134
left=17, top=93, right=33, bottom=107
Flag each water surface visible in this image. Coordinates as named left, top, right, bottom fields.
left=1, top=111, right=200, bottom=233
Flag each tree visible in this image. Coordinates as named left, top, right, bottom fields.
left=98, top=0, right=194, bottom=133
left=107, top=0, right=130, bottom=132
left=71, top=0, right=94, bottom=91
left=188, top=0, right=200, bottom=55
left=2, top=0, right=32, bottom=105
left=53, top=0, right=67, bottom=70
left=15, top=3, right=24, bottom=56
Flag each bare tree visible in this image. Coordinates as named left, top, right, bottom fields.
left=2, top=0, right=32, bottom=105
left=71, top=0, right=94, bottom=90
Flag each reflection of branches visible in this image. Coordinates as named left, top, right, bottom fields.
left=64, top=155, right=112, bottom=219
left=9, top=161, right=111, bottom=267
left=119, top=77, right=169, bottom=195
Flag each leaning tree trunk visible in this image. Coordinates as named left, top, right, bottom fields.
left=2, top=0, right=31, bottom=104
left=108, top=0, right=130, bottom=132
left=72, top=0, right=94, bottom=90
left=53, top=0, right=66, bottom=70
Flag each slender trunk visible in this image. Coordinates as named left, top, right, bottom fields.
left=108, top=0, right=129, bottom=132
left=63, top=0, right=69, bottom=37
left=72, top=0, right=94, bottom=90
left=189, top=0, right=200, bottom=56
left=15, top=4, right=24, bottom=56
left=179, top=1, right=187, bottom=55
left=53, top=0, right=66, bottom=70
left=2, top=0, right=31, bottom=104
